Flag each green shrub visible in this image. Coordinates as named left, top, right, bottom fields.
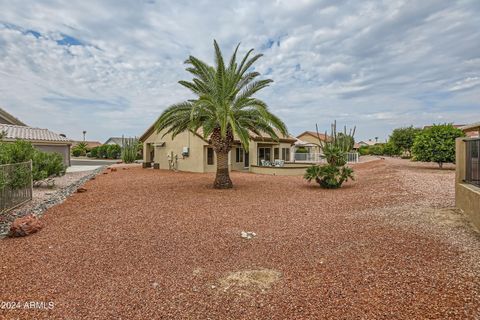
left=71, top=146, right=84, bottom=157
left=0, top=140, right=36, bottom=164
left=358, top=145, right=370, bottom=156
left=369, top=144, right=384, bottom=156
left=90, top=146, right=99, bottom=158
left=412, top=124, right=465, bottom=168
left=107, top=144, right=121, bottom=159
left=383, top=141, right=401, bottom=156
left=304, top=164, right=354, bottom=189
left=32, top=151, right=65, bottom=181
left=389, top=126, right=421, bottom=157
left=0, top=140, right=65, bottom=184
left=8, top=164, right=31, bottom=189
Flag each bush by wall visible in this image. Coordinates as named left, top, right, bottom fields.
left=0, top=140, right=65, bottom=182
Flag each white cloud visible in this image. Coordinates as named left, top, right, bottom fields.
left=0, top=0, right=479, bottom=142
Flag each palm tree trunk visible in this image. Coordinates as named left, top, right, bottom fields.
left=214, top=150, right=232, bottom=189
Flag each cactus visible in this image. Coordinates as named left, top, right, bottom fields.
left=304, top=121, right=355, bottom=188
left=121, top=136, right=139, bottom=164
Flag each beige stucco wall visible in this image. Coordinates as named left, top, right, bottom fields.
left=455, top=138, right=480, bottom=229
left=33, top=143, right=71, bottom=167
left=143, top=130, right=210, bottom=172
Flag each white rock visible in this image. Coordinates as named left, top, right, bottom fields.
left=240, top=231, right=257, bottom=239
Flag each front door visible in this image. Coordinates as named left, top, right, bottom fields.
left=244, top=152, right=249, bottom=168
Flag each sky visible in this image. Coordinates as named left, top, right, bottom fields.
left=0, top=0, right=479, bottom=142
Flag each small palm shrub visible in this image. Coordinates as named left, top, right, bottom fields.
left=304, top=164, right=354, bottom=189
left=304, top=121, right=355, bottom=189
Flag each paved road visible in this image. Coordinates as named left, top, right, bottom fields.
left=71, top=158, right=118, bottom=166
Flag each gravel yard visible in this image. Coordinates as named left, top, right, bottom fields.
left=1, top=159, right=479, bottom=319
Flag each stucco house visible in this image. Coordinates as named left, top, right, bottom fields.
left=104, top=137, right=128, bottom=147
left=460, top=122, right=480, bottom=138
left=0, top=107, right=27, bottom=126
left=0, top=108, right=72, bottom=166
left=139, top=123, right=296, bottom=173
left=295, top=131, right=329, bottom=154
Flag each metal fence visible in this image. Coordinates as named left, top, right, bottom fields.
left=465, top=139, right=480, bottom=187
left=294, top=152, right=359, bottom=164
left=0, top=161, right=33, bottom=213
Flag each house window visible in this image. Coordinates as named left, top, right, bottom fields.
left=258, top=147, right=271, bottom=163
left=282, top=148, right=290, bottom=161
left=236, top=147, right=244, bottom=162
left=207, top=148, right=214, bottom=165
left=274, top=147, right=279, bottom=160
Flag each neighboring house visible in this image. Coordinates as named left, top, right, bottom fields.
left=104, top=137, right=126, bottom=147
left=139, top=123, right=296, bottom=173
left=0, top=107, right=27, bottom=126
left=357, top=140, right=377, bottom=147
left=73, top=140, right=102, bottom=149
left=0, top=124, right=72, bottom=166
left=295, top=131, right=329, bottom=154
left=459, top=122, right=480, bottom=138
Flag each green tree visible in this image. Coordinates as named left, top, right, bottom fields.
left=390, top=126, right=421, bottom=157
left=412, top=124, right=465, bottom=168
left=154, top=40, right=287, bottom=189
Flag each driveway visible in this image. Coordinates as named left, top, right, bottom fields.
left=1, top=159, right=479, bottom=319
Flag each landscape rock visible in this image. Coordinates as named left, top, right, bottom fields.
left=76, top=187, right=87, bottom=193
left=240, top=231, right=256, bottom=240
left=8, top=215, right=43, bottom=237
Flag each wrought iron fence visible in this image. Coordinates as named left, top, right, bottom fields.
left=0, top=161, right=33, bottom=213
left=294, top=152, right=359, bottom=163
left=465, top=139, right=480, bottom=187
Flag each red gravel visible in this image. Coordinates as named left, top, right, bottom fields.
left=1, top=159, right=479, bottom=319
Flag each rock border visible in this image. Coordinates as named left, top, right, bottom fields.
left=0, top=166, right=105, bottom=238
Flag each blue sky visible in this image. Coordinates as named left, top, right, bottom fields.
left=0, top=0, right=479, bottom=142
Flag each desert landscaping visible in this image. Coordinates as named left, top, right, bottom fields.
left=1, top=158, right=479, bottom=319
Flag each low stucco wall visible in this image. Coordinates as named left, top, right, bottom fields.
left=250, top=164, right=309, bottom=176
left=455, top=137, right=480, bottom=229
left=456, top=183, right=480, bottom=229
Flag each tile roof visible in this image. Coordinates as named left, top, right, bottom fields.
left=297, top=131, right=330, bottom=141
left=140, top=123, right=295, bottom=143
left=0, top=124, right=72, bottom=143
left=73, top=141, right=102, bottom=149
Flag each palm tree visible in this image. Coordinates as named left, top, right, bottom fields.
left=155, top=40, right=288, bottom=189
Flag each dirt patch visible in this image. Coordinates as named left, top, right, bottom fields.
left=423, top=207, right=479, bottom=232
left=218, top=269, right=281, bottom=294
